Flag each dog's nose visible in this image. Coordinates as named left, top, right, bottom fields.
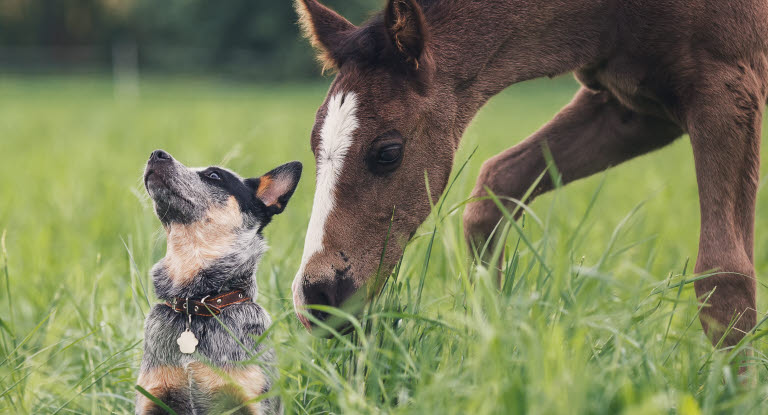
left=149, top=149, right=172, bottom=162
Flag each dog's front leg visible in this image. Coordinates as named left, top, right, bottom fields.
left=136, top=365, right=195, bottom=414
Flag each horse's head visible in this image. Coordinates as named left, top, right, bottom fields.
left=293, top=0, right=461, bottom=329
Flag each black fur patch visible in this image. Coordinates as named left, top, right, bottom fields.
left=150, top=389, right=193, bottom=414
left=198, top=167, right=271, bottom=227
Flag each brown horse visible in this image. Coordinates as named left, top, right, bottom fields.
left=292, top=0, right=768, bottom=348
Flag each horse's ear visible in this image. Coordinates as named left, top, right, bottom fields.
left=295, top=0, right=356, bottom=72
left=385, top=0, right=429, bottom=68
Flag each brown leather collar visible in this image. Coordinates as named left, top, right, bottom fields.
left=164, top=290, right=250, bottom=317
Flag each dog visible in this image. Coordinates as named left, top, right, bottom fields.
left=136, top=149, right=301, bottom=414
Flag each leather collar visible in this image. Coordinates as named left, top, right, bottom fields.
left=164, top=290, right=250, bottom=317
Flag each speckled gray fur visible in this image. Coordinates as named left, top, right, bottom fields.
left=136, top=151, right=301, bottom=415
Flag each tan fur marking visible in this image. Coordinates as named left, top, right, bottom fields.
left=164, top=196, right=243, bottom=285
left=257, top=175, right=293, bottom=209
left=295, top=0, right=336, bottom=73
left=136, top=366, right=187, bottom=414
left=256, top=175, right=273, bottom=198
left=188, top=362, right=267, bottom=414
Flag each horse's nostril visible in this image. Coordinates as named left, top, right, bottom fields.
left=317, top=287, right=334, bottom=307
left=302, top=279, right=338, bottom=323
left=308, top=307, right=329, bottom=323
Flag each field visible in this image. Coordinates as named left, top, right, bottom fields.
left=1, top=74, right=767, bottom=414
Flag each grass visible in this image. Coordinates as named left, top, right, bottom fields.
left=0, top=74, right=767, bottom=414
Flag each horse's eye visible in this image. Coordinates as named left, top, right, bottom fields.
left=377, top=144, right=402, bottom=165
left=367, top=132, right=404, bottom=175
left=207, top=171, right=221, bottom=180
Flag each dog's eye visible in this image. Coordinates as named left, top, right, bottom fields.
left=207, top=171, right=221, bottom=180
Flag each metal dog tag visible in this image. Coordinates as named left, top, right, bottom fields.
left=177, top=330, right=199, bottom=354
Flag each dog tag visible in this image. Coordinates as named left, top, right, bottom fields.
left=177, top=330, right=199, bottom=354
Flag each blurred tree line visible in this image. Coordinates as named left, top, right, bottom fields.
left=0, top=0, right=376, bottom=79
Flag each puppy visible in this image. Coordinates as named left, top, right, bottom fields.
left=137, top=149, right=300, bottom=415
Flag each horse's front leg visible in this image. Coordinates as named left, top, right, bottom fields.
left=686, top=65, right=764, bottom=351
left=463, top=87, right=682, bottom=270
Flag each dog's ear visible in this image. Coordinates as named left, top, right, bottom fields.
left=246, top=161, right=303, bottom=215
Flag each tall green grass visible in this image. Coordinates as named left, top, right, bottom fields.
left=0, top=75, right=766, bottom=414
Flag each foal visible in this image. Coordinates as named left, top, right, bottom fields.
left=292, top=0, right=768, bottom=350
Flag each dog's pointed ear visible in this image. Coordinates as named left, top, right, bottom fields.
left=295, top=0, right=356, bottom=72
left=246, top=162, right=302, bottom=216
left=385, top=0, right=429, bottom=67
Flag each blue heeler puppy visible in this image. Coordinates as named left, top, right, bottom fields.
left=137, top=149, right=301, bottom=414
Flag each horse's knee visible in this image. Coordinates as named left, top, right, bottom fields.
left=694, top=247, right=756, bottom=347
left=464, top=156, right=532, bottom=250
left=462, top=198, right=503, bottom=250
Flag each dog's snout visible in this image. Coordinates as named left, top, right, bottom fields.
left=145, top=149, right=175, bottom=189
left=149, top=149, right=172, bottom=162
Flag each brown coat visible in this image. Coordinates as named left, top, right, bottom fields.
left=292, top=0, right=768, bottom=348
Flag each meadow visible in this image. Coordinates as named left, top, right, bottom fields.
left=0, top=74, right=767, bottom=414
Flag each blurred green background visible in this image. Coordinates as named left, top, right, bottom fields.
left=1, top=1, right=768, bottom=413
left=0, top=0, right=373, bottom=79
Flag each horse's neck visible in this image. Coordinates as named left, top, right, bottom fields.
left=427, top=0, right=613, bottom=114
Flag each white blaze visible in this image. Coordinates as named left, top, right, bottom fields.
left=293, top=92, right=359, bottom=306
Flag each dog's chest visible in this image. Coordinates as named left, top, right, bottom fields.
left=143, top=303, right=272, bottom=367
left=137, top=304, right=280, bottom=414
